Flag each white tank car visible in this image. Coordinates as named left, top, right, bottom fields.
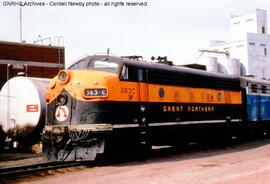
left=0, top=77, right=50, bottom=149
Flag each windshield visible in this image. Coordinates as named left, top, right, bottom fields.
left=68, top=59, right=87, bottom=70
left=87, top=60, right=120, bottom=73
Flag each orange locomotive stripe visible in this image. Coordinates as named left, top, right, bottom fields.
left=46, top=70, right=242, bottom=105
left=147, top=84, right=242, bottom=104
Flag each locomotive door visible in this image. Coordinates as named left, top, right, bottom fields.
left=137, top=69, right=148, bottom=102
left=137, top=68, right=150, bottom=147
left=225, top=90, right=232, bottom=121
left=137, top=68, right=148, bottom=121
left=225, top=91, right=231, bottom=103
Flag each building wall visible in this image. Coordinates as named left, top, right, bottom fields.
left=230, top=9, right=267, bottom=40
left=204, top=9, right=270, bottom=79
left=230, top=12, right=258, bottom=40
left=0, top=41, right=65, bottom=89
left=246, top=33, right=270, bottom=78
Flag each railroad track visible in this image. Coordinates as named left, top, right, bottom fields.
left=0, top=161, right=81, bottom=177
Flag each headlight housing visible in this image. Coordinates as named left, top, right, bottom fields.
left=56, top=93, right=68, bottom=105
left=58, top=70, right=69, bottom=84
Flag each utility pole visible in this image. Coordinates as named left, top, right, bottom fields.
left=19, top=6, right=23, bottom=42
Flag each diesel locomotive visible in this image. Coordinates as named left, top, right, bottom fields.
left=42, top=54, right=270, bottom=161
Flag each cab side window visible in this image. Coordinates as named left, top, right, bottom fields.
left=120, top=65, right=129, bottom=80
left=120, top=65, right=146, bottom=82
left=137, top=69, right=146, bottom=82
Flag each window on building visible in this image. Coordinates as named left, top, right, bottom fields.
left=249, top=42, right=255, bottom=46
left=246, top=18, right=253, bottom=22
left=233, top=21, right=240, bottom=25
left=264, top=48, right=267, bottom=56
left=262, top=26, right=265, bottom=34
left=236, top=44, right=244, bottom=48
left=260, top=43, right=266, bottom=47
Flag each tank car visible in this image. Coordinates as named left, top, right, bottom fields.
left=42, top=55, right=244, bottom=161
left=0, top=77, right=49, bottom=150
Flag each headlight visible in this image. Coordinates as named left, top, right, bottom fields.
left=56, top=93, right=68, bottom=105
left=84, top=88, right=108, bottom=97
left=58, top=70, right=69, bottom=84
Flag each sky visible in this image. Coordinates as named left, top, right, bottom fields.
left=0, top=0, right=270, bottom=67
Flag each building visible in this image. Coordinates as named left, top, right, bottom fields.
left=0, top=41, right=65, bottom=89
left=199, top=9, right=270, bottom=79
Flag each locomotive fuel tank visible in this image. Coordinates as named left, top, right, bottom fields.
left=0, top=77, right=50, bottom=149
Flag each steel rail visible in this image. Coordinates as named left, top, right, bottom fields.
left=0, top=161, right=81, bottom=177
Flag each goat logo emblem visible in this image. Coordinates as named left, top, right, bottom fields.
left=55, top=105, right=69, bottom=122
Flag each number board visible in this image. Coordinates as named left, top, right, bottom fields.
left=84, top=88, right=107, bottom=97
